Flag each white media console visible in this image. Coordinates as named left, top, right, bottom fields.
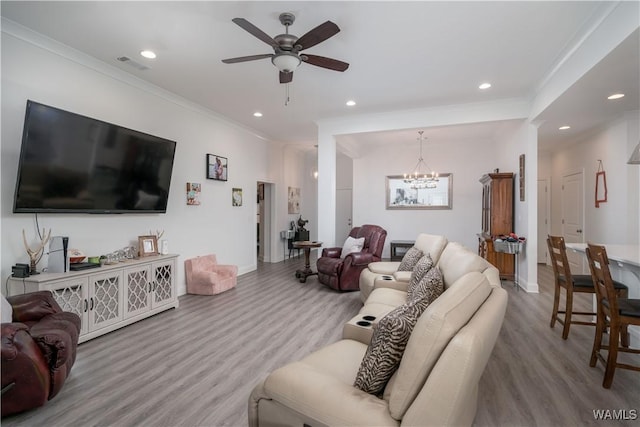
left=8, top=254, right=179, bottom=343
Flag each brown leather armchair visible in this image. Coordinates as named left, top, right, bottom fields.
left=1, top=291, right=81, bottom=417
left=316, top=225, right=387, bottom=291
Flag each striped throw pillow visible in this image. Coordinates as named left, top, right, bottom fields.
left=354, top=296, right=431, bottom=395
left=397, top=246, right=423, bottom=271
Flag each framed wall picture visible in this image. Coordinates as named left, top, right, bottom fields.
left=232, top=188, right=243, bottom=206
left=206, top=154, right=228, bottom=181
left=385, top=174, right=453, bottom=210
left=186, top=182, right=201, bottom=205
left=519, top=154, right=525, bottom=201
left=288, top=186, right=300, bottom=214
left=138, top=235, right=158, bottom=257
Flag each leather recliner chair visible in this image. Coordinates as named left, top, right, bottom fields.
left=316, top=224, right=387, bottom=291
left=1, top=291, right=81, bottom=417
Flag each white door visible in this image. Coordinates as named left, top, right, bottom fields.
left=537, top=179, right=550, bottom=264
left=336, top=189, right=352, bottom=244
left=257, top=182, right=272, bottom=262
left=561, top=172, right=585, bottom=272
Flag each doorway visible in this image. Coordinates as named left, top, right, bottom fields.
left=561, top=171, right=585, bottom=272
left=257, top=182, right=273, bottom=263
left=336, top=188, right=352, bottom=244
left=537, top=178, right=550, bottom=264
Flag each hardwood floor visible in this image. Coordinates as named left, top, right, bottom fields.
left=475, top=266, right=639, bottom=427
left=3, top=260, right=638, bottom=426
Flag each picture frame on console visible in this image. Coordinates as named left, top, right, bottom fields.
left=386, top=174, right=453, bottom=210
left=138, top=235, right=158, bottom=257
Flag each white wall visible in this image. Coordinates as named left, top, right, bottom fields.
left=550, top=114, right=640, bottom=245
left=351, top=135, right=503, bottom=258
left=1, top=27, right=305, bottom=295
left=493, top=121, right=539, bottom=291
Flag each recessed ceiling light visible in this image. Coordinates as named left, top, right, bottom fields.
left=607, top=93, right=625, bottom=100
left=478, top=83, right=492, bottom=90
left=140, top=50, right=156, bottom=59
left=559, top=125, right=571, bottom=130
left=253, top=112, right=263, bottom=117
left=346, top=100, right=356, bottom=106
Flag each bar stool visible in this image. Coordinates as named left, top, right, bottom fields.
left=548, top=235, right=598, bottom=339
left=585, top=243, right=639, bottom=388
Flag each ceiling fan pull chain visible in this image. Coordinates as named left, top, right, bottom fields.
left=285, top=83, right=291, bottom=106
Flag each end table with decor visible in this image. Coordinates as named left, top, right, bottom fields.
left=292, top=241, right=322, bottom=283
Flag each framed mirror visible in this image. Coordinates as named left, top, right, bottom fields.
left=386, top=173, right=453, bottom=210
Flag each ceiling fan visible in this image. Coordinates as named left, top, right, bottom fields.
left=222, top=12, right=349, bottom=84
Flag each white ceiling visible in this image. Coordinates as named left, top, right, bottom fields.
left=2, top=1, right=638, bottom=152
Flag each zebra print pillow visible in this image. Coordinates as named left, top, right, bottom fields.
left=408, top=266, right=444, bottom=304
left=408, top=253, right=434, bottom=290
left=397, top=246, right=423, bottom=271
left=354, top=297, right=429, bottom=395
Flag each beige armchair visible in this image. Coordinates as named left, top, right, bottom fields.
left=185, top=254, right=237, bottom=295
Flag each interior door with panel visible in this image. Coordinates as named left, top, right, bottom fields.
left=562, top=171, right=585, bottom=273
left=335, top=188, right=352, bottom=246
left=537, top=179, right=550, bottom=264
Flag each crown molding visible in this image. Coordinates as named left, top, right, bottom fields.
left=1, top=17, right=272, bottom=143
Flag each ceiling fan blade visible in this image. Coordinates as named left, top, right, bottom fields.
left=280, top=71, right=293, bottom=84
left=295, top=21, right=340, bottom=51
left=232, top=18, right=279, bottom=48
left=222, top=54, right=273, bottom=64
left=302, top=54, right=349, bottom=72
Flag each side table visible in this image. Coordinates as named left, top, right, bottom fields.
left=292, top=241, right=322, bottom=283
left=494, top=240, right=524, bottom=291
left=390, top=240, right=415, bottom=261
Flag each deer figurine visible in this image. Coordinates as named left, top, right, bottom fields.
left=22, top=228, right=51, bottom=274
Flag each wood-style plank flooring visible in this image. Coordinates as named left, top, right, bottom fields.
left=3, top=259, right=639, bottom=426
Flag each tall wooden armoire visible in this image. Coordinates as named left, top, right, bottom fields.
left=478, top=172, right=514, bottom=280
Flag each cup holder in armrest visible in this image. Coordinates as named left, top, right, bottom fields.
left=356, top=320, right=372, bottom=327
left=362, top=315, right=376, bottom=321
left=381, top=275, right=393, bottom=280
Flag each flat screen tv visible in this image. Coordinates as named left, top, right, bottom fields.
left=13, top=100, right=177, bottom=214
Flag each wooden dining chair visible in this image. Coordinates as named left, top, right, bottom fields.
left=585, top=243, right=639, bottom=388
left=547, top=235, right=600, bottom=339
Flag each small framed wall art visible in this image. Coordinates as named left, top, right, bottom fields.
left=288, top=186, right=300, bottom=213
left=232, top=188, right=243, bottom=206
left=207, top=154, right=228, bottom=181
left=138, top=235, right=158, bottom=257
left=186, top=182, right=201, bottom=205
left=519, top=154, right=525, bottom=201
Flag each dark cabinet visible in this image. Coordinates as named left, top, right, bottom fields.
left=478, top=172, right=514, bottom=280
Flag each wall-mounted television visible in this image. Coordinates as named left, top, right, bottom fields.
left=13, top=100, right=177, bottom=214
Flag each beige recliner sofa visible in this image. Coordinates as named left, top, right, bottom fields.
left=248, top=234, right=507, bottom=427
left=359, top=233, right=450, bottom=303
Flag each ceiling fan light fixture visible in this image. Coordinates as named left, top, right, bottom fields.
left=272, top=53, right=301, bottom=73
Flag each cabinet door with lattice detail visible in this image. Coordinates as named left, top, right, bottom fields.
left=123, top=265, right=152, bottom=319
left=151, top=259, right=175, bottom=308
left=41, top=277, right=89, bottom=336
left=87, top=270, right=124, bottom=331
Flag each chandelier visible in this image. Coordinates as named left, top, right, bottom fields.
left=403, top=131, right=439, bottom=189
